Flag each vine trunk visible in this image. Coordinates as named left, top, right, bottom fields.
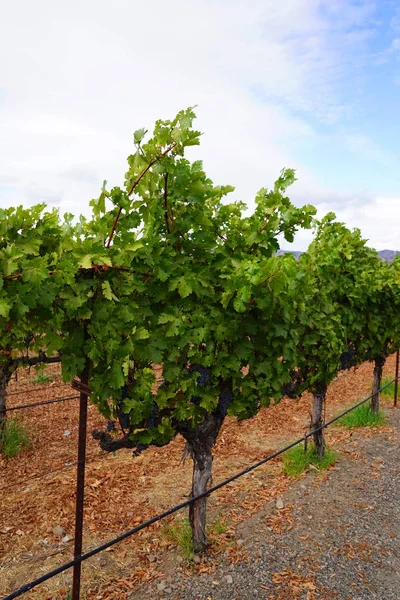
left=311, top=381, right=327, bottom=459
left=372, top=354, right=386, bottom=414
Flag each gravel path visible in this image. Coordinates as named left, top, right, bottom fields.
left=135, top=408, right=399, bottom=600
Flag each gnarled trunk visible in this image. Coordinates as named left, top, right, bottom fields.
left=188, top=443, right=214, bottom=553
left=179, top=377, right=232, bottom=553
left=371, top=354, right=386, bottom=414
left=182, top=411, right=223, bottom=553
left=311, top=381, right=327, bottom=459
left=0, top=358, right=13, bottom=432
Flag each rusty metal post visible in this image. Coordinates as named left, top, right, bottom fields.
left=394, top=350, right=399, bottom=408
left=72, top=360, right=90, bottom=600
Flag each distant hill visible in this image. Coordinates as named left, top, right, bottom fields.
left=377, top=250, right=400, bottom=263
left=277, top=249, right=399, bottom=262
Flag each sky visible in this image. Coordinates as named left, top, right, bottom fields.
left=1, top=0, right=400, bottom=251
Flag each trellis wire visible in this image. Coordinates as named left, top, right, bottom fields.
left=3, top=376, right=398, bottom=600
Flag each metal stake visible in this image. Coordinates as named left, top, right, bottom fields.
left=394, top=350, right=399, bottom=408
left=72, top=360, right=90, bottom=600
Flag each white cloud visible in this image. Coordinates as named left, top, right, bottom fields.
left=286, top=191, right=400, bottom=252
left=371, top=29, right=400, bottom=65
left=0, top=0, right=397, bottom=249
left=334, top=195, right=400, bottom=250
left=390, top=3, right=400, bottom=33
left=343, top=132, right=397, bottom=166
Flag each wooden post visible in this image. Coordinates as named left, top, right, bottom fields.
left=71, top=360, right=90, bottom=600
left=394, top=350, right=399, bottom=408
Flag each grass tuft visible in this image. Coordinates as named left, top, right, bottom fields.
left=0, top=417, right=32, bottom=458
left=33, top=367, right=53, bottom=384
left=282, top=443, right=337, bottom=477
left=161, top=517, right=193, bottom=561
left=208, top=516, right=229, bottom=535
left=380, top=377, right=396, bottom=399
left=161, top=515, right=231, bottom=561
left=338, top=402, right=386, bottom=429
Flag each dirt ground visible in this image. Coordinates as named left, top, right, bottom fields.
left=0, top=355, right=398, bottom=599
left=136, top=406, right=399, bottom=600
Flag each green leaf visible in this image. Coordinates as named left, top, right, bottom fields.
left=79, top=255, right=93, bottom=269
left=158, top=313, right=176, bottom=324
left=125, top=241, right=143, bottom=253
left=221, top=290, right=235, bottom=309
left=0, top=298, right=10, bottom=318
left=134, top=128, right=147, bottom=144
left=134, top=327, right=150, bottom=340
left=21, top=263, right=48, bottom=286
left=178, top=277, right=192, bottom=299
left=102, top=281, right=118, bottom=301
left=122, top=356, right=130, bottom=377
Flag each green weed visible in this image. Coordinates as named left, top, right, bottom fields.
left=161, top=515, right=231, bottom=561
left=208, top=516, right=229, bottom=535
left=282, top=443, right=337, bottom=477
left=32, top=369, right=53, bottom=384
left=338, top=402, right=386, bottom=429
left=380, top=377, right=396, bottom=399
left=161, top=517, right=193, bottom=561
left=0, top=417, right=32, bottom=458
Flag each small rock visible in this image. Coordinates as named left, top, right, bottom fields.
left=63, top=430, right=71, bottom=437
left=52, top=526, right=66, bottom=537
left=61, top=535, right=72, bottom=543
left=307, top=515, right=313, bottom=520
left=148, top=554, right=156, bottom=563
left=193, top=555, right=201, bottom=564
left=276, top=497, right=284, bottom=510
left=223, top=574, right=233, bottom=584
left=156, top=581, right=166, bottom=592
left=164, top=588, right=172, bottom=594
left=237, top=538, right=244, bottom=546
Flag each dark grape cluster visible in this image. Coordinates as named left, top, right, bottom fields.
left=106, top=420, right=116, bottom=432
left=118, top=374, right=135, bottom=430
left=186, top=365, right=211, bottom=406
left=281, top=382, right=296, bottom=398
left=340, top=345, right=357, bottom=371
left=188, top=364, right=211, bottom=387
left=132, top=443, right=149, bottom=457
left=217, top=390, right=233, bottom=417
left=119, top=412, right=130, bottom=430
left=24, top=332, right=35, bottom=348
left=281, top=370, right=302, bottom=399
left=146, top=401, right=159, bottom=428
left=190, top=395, right=202, bottom=405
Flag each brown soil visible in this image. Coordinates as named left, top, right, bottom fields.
left=0, top=355, right=397, bottom=599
